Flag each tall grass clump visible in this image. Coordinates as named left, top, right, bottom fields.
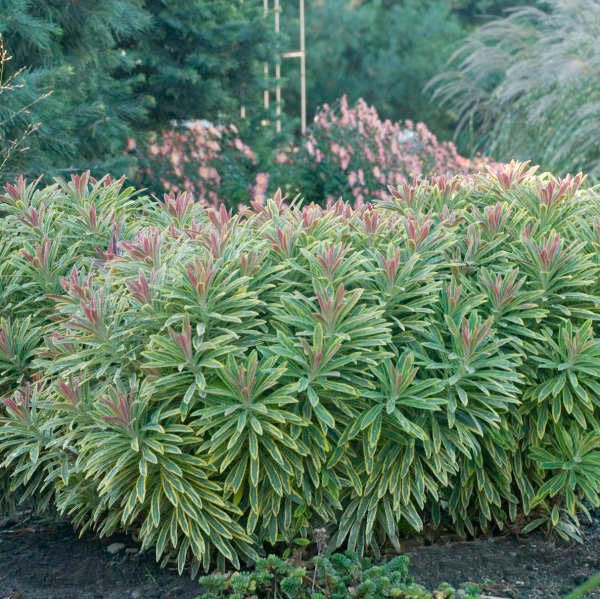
left=429, top=0, right=600, bottom=177
left=1, top=164, right=600, bottom=575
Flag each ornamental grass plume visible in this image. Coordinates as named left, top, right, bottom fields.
left=429, top=0, right=600, bottom=177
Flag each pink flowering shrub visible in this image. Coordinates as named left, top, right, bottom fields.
left=135, top=97, right=495, bottom=208
left=133, top=121, right=259, bottom=207
left=268, top=96, right=495, bottom=207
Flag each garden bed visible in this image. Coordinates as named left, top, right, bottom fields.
left=1, top=514, right=599, bottom=599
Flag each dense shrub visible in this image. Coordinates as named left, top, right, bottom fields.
left=268, top=97, right=493, bottom=207
left=1, top=164, right=600, bottom=575
left=137, top=98, right=493, bottom=208
left=0, top=172, right=145, bottom=516
left=133, top=122, right=259, bottom=207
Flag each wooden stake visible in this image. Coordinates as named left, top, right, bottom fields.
left=264, top=0, right=307, bottom=134
left=275, top=0, right=281, bottom=133
left=264, top=0, right=269, bottom=110
left=299, top=0, right=306, bottom=134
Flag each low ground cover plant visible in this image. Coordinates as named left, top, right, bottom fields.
left=1, top=163, right=600, bottom=576
left=195, top=552, right=480, bottom=598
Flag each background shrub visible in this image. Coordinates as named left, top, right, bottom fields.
left=1, top=165, right=600, bottom=573
left=138, top=98, right=494, bottom=209
left=268, top=97, right=494, bottom=206
left=133, top=122, right=259, bottom=207
left=282, top=0, right=464, bottom=141
left=282, top=0, right=523, bottom=141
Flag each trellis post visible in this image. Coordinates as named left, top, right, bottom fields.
left=263, top=0, right=307, bottom=135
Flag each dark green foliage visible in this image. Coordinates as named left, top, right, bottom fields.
left=0, top=0, right=275, bottom=181
left=450, top=0, right=526, bottom=21
left=2, top=164, right=600, bottom=572
left=196, top=552, right=478, bottom=598
left=283, top=0, right=464, bottom=139
left=0, top=0, right=151, bottom=181
left=281, top=0, right=524, bottom=142
left=0, top=33, right=52, bottom=181
left=0, top=0, right=540, bottom=185
left=126, top=0, right=274, bottom=128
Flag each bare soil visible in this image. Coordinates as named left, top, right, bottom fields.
left=1, top=514, right=599, bottom=599
left=402, top=522, right=600, bottom=599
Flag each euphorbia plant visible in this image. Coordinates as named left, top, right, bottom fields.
left=1, top=163, right=600, bottom=574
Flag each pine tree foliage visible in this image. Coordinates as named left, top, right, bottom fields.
left=126, top=0, right=274, bottom=128
left=0, top=0, right=151, bottom=181
left=0, top=35, right=52, bottom=180
left=0, top=0, right=275, bottom=181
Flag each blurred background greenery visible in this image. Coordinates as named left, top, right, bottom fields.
left=4, top=0, right=597, bottom=188
left=282, top=0, right=523, bottom=140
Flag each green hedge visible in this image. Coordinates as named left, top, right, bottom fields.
left=1, top=164, right=600, bottom=575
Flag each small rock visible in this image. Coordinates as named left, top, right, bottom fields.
left=456, top=590, right=466, bottom=599
left=526, top=564, right=538, bottom=571
left=107, top=542, right=125, bottom=554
